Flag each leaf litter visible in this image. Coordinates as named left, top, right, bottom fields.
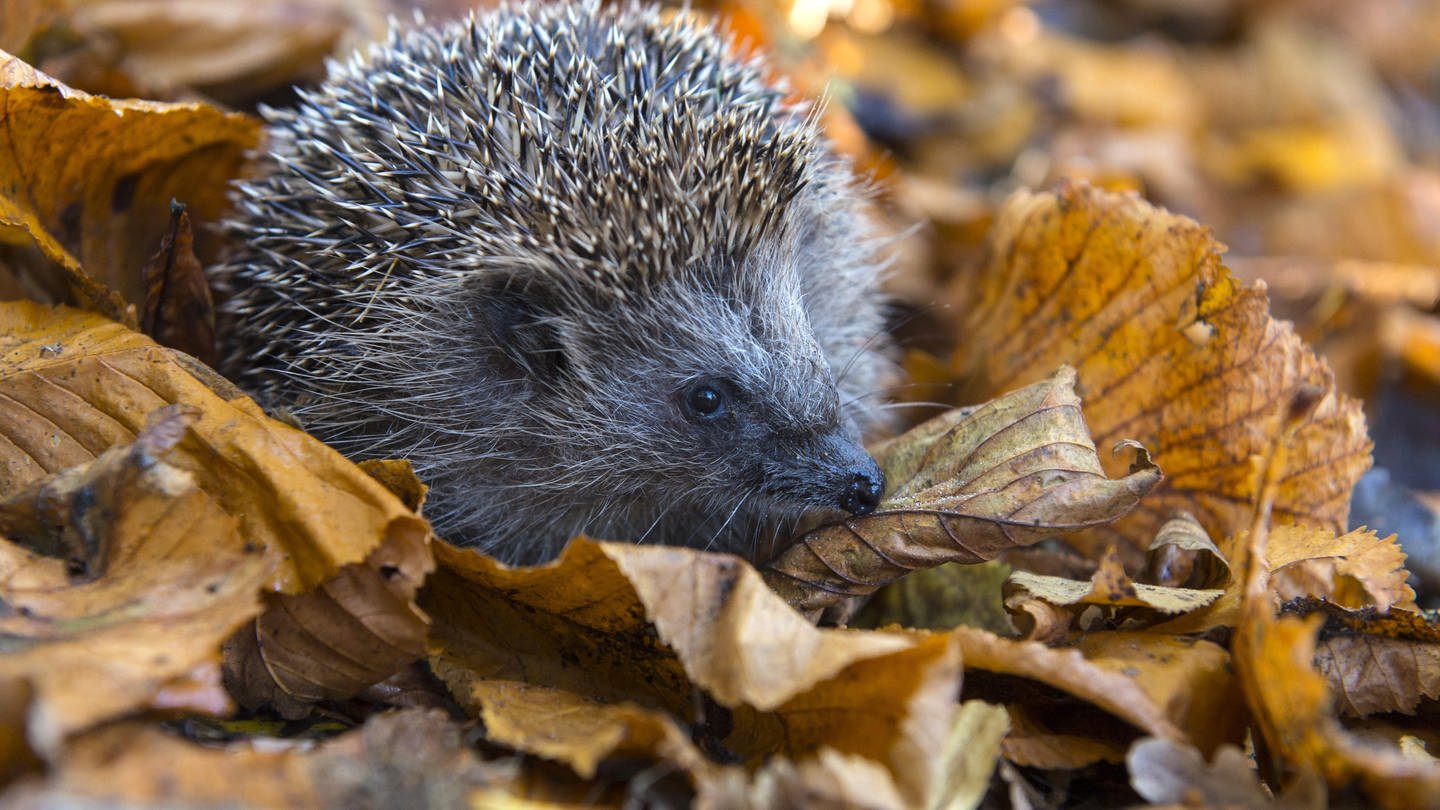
left=2, top=1, right=1440, bottom=808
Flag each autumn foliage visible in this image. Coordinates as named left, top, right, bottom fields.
left=3, top=1, right=1440, bottom=808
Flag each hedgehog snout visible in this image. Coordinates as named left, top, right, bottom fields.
left=840, top=464, right=885, bottom=515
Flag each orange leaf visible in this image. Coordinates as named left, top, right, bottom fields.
left=950, top=180, right=1371, bottom=563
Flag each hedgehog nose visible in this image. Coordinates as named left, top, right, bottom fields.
left=839, top=467, right=885, bottom=515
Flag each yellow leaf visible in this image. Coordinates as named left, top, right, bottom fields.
left=0, top=51, right=259, bottom=323
left=950, top=180, right=1371, bottom=563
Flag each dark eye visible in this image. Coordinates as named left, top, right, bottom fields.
left=684, top=383, right=726, bottom=419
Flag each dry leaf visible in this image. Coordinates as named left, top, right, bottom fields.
left=1314, top=632, right=1440, bottom=717
left=1269, top=526, right=1416, bottom=613
left=1233, top=410, right=1440, bottom=809
left=1127, top=737, right=1326, bottom=810
left=927, top=700, right=1010, bottom=810
left=949, top=180, right=1371, bottom=563
left=138, top=202, right=215, bottom=365
left=1005, top=544, right=1224, bottom=622
left=425, top=539, right=966, bottom=805
left=1144, top=511, right=1230, bottom=589
left=2, top=709, right=513, bottom=808
left=0, top=301, right=434, bottom=711
left=1158, top=526, right=1416, bottom=636
left=0, top=409, right=267, bottom=756
left=952, top=627, right=1181, bottom=747
left=465, top=680, right=707, bottom=781
left=764, top=366, right=1162, bottom=620
left=0, top=51, right=259, bottom=321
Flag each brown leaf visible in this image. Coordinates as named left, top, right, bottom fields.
left=948, top=180, right=1372, bottom=563
left=1155, top=527, right=1416, bottom=637
left=1269, top=527, right=1416, bottom=613
left=0, top=409, right=268, bottom=756
left=0, top=50, right=259, bottom=322
left=3, top=709, right=513, bottom=808
left=764, top=366, right=1162, bottom=620
left=952, top=627, right=1185, bottom=749
left=1314, top=632, right=1440, bottom=718
left=139, top=202, right=215, bottom=365
left=0, top=301, right=434, bottom=710
left=464, top=680, right=709, bottom=780
left=425, top=539, right=967, bottom=805
left=1233, top=417, right=1440, bottom=809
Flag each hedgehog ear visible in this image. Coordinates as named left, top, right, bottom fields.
left=475, top=280, right=570, bottom=379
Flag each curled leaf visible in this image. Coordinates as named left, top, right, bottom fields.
left=949, top=180, right=1371, bottom=561
left=1005, top=545, right=1224, bottom=624
left=425, top=539, right=965, bottom=804
left=0, top=51, right=258, bottom=321
left=764, top=367, right=1161, bottom=620
left=0, top=301, right=434, bottom=712
left=0, top=409, right=267, bottom=755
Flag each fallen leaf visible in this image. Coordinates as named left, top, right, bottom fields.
left=465, top=680, right=707, bottom=781
left=0, top=51, right=259, bottom=321
left=425, top=539, right=966, bottom=805
left=1269, top=526, right=1416, bottom=613
left=138, top=202, right=215, bottom=365
left=951, top=627, right=1182, bottom=747
left=1127, top=737, right=1326, bottom=810
left=0, top=301, right=434, bottom=712
left=1004, top=544, right=1224, bottom=623
left=764, top=366, right=1162, bottom=620
left=2, top=709, right=514, bottom=808
left=0, top=409, right=268, bottom=756
left=1314, top=631, right=1440, bottom=717
left=948, top=180, right=1372, bottom=564
left=1144, top=511, right=1230, bottom=589
left=927, top=700, right=1010, bottom=810
left=1232, top=400, right=1440, bottom=809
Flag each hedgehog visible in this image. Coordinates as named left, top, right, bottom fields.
left=215, top=0, right=895, bottom=564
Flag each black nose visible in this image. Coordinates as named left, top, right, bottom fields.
left=839, top=470, right=885, bottom=515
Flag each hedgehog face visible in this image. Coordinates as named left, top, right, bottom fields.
left=472, top=274, right=885, bottom=536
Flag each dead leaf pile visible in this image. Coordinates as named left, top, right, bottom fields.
left=3, top=1, right=1440, bottom=808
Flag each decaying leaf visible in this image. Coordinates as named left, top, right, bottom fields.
left=425, top=539, right=965, bottom=806
left=1127, top=737, right=1325, bottom=810
left=1233, top=404, right=1440, bottom=809
left=764, top=366, right=1161, bottom=620
left=138, top=202, right=215, bottom=365
left=0, top=52, right=259, bottom=321
left=1005, top=544, right=1224, bottom=627
left=948, top=180, right=1372, bottom=563
left=2, top=709, right=515, bottom=808
left=1269, top=526, right=1416, bottom=613
left=0, top=409, right=267, bottom=756
left=0, top=301, right=434, bottom=713
left=1144, top=511, right=1230, bottom=589
left=1314, top=631, right=1440, bottom=717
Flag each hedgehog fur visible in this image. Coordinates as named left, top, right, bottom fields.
left=216, top=0, right=895, bottom=564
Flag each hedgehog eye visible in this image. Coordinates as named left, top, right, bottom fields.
left=684, top=383, right=726, bottom=420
